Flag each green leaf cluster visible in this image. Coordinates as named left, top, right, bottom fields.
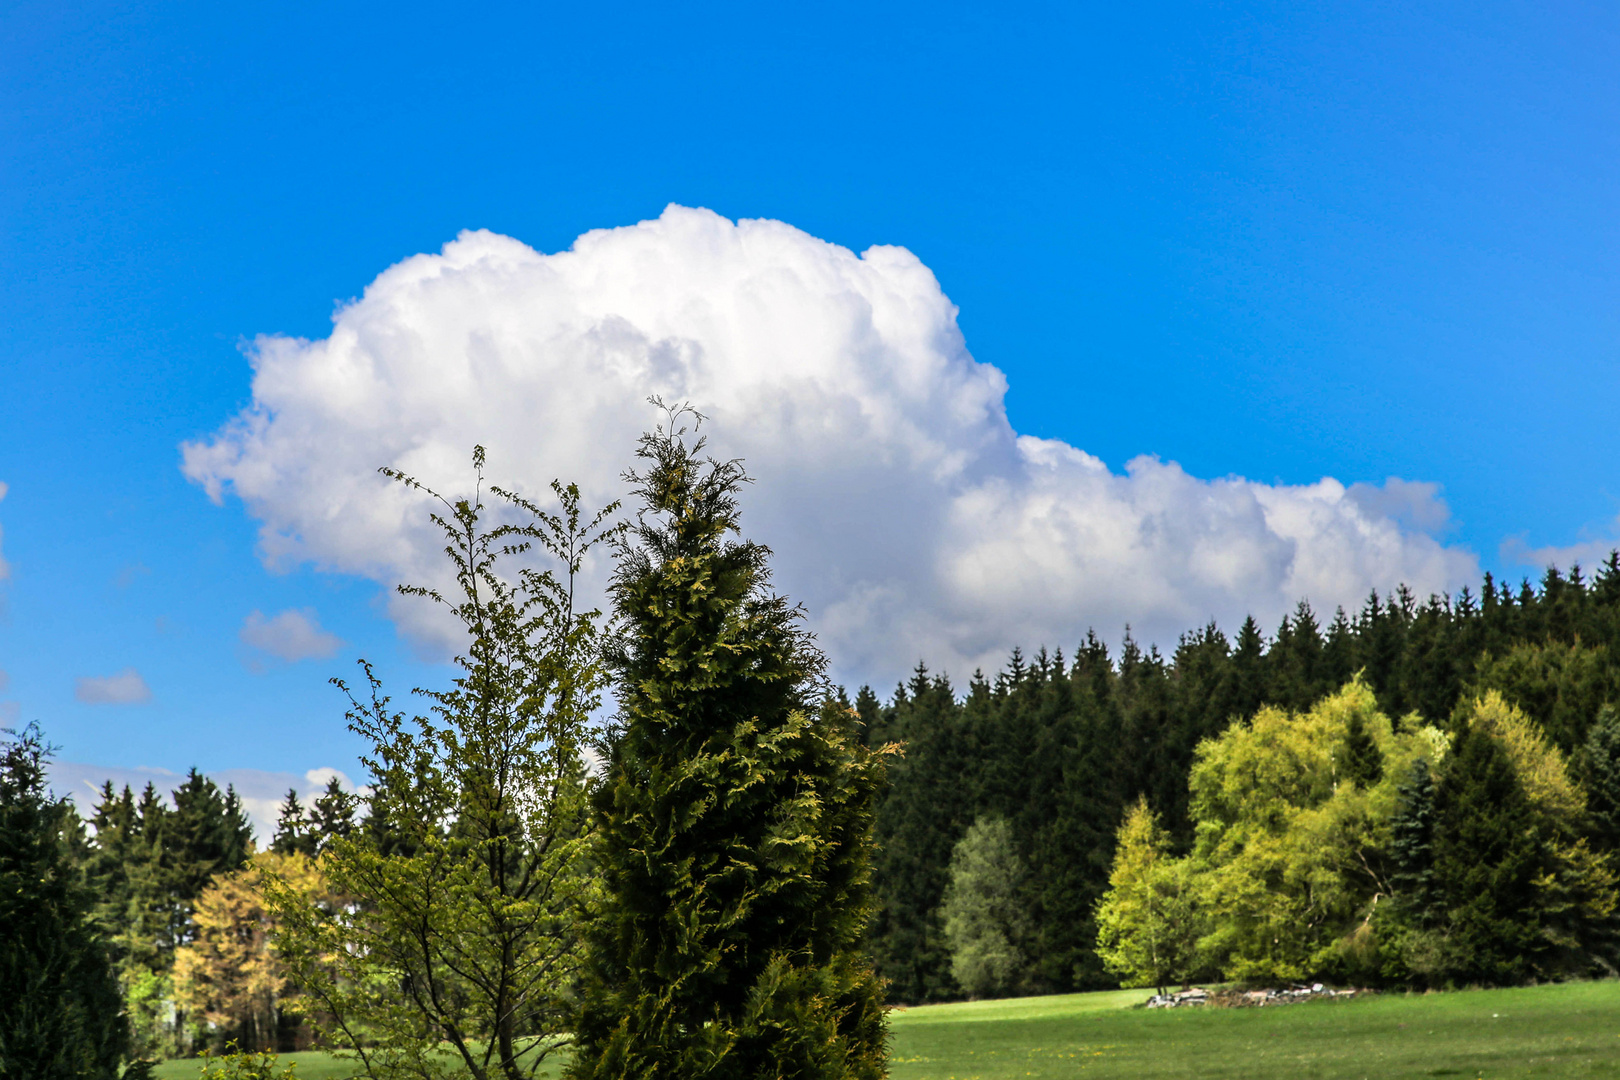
left=266, top=450, right=615, bottom=1080
left=1093, top=800, right=1197, bottom=994
left=940, top=817, right=1034, bottom=999
left=1092, top=680, right=1619, bottom=987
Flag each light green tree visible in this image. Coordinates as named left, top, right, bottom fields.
left=940, top=816, right=1034, bottom=998
left=1187, top=679, right=1438, bottom=982
left=1093, top=799, right=1199, bottom=995
left=266, top=449, right=618, bottom=1080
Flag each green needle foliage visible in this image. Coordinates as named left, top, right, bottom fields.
left=0, top=723, right=126, bottom=1079
left=568, top=406, right=890, bottom=1080
left=267, top=448, right=617, bottom=1080
left=1580, top=705, right=1620, bottom=849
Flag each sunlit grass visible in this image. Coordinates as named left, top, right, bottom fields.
left=153, top=980, right=1620, bottom=1079
left=886, top=980, right=1620, bottom=1079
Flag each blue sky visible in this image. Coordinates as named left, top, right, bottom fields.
left=1, top=0, right=1616, bottom=819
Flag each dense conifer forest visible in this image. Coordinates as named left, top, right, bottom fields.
left=860, top=556, right=1620, bottom=1002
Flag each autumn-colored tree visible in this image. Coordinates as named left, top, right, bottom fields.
left=174, top=851, right=327, bottom=1052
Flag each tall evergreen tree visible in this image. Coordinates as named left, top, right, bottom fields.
left=1429, top=725, right=1550, bottom=984
left=1340, top=709, right=1384, bottom=789
left=569, top=408, right=888, bottom=1080
left=1387, top=759, right=1440, bottom=927
left=308, top=777, right=355, bottom=848
left=269, top=790, right=317, bottom=858
left=169, top=770, right=253, bottom=905
left=1581, top=705, right=1620, bottom=851
left=0, top=724, right=127, bottom=1078
left=868, top=664, right=971, bottom=1002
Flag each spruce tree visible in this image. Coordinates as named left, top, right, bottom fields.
left=1340, top=709, right=1384, bottom=789
left=1387, top=759, right=1439, bottom=925
left=308, top=777, right=355, bottom=848
left=569, top=408, right=889, bottom=1080
left=269, top=789, right=317, bottom=857
left=0, top=724, right=127, bottom=1078
left=1430, top=725, right=1550, bottom=984
left=1582, top=705, right=1620, bottom=850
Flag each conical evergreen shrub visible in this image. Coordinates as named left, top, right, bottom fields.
left=569, top=407, right=889, bottom=1080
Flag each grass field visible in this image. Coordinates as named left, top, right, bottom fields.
left=887, top=980, right=1620, bottom=1079
left=154, top=980, right=1620, bottom=1079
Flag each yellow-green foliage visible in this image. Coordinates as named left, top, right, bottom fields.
left=1465, top=690, right=1582, bottom=821
left=1094, top=800, right=1198, bottom=991
left=1186, top=679, right=1441, bottom=982
left=1097, top=680, right=1617, bottom=985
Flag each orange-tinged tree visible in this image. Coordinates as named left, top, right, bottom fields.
left=173, top=851, right=327, bottom=1052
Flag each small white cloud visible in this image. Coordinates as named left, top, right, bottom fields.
left=240, top=608, right=343, bottom=665
left=0, top=480, right=10, bottom=581
left=114, top=563, right=151, bottom=589
left=304, top=765, right=354, bottom=790
left=0, top=668, right=9, bottom=693
left=74, top=668, right=152, bottom=705
left=0, top=702, right=18, bottom=724
left=1501, top=515, right=1620, bottom=575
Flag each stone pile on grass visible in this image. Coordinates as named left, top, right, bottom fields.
left=1146, top=983, right=1367, bottom=1009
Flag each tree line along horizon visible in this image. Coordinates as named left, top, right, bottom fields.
left=4, top=412, right=1620, bottom=1076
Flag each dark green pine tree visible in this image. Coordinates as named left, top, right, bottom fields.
left=269, top=789, right=318, bottom=857
left=0, top=724, right=127, bottom=1078
left=308, top=776, right=356, bottom=849
left=116, top=783, right=175, bottom=977
left=168, top=769, right=253, bottom=903
left=1430, top=725, right=1551, bottom=984
left=1228, top=615, right=1268, bottom=722
left=85, top=782, right=138, bottom=941
left=868, top=664, right=970, bottom=1003
left=1581, top=705, right=1620, bottom=851
left=569, top=409, right=888, bottom=1080
left=1340, top=709, right=1384, bottom=789
left=1387, top=759, right=1440, bottom=926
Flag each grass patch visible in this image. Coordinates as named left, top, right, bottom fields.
left=152, top=1050, right=363, bottom=1079
left=153, top=981, right=1620, bottom=1079
left=888, top=980, right=1620, bottom=1079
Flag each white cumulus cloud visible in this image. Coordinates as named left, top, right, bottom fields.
left=74, top=668, right=152, bottom=705
left=240, top=608, right=344, bottom=666
left=183, top=205, right=1478, bottom=687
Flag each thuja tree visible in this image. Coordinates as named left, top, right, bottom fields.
left=568, top=407, right=890, bottom=1080
left=268, top=449, right=616, bottom=1080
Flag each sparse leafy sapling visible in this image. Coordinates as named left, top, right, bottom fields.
left=265, top=447, right=618, bottom=1080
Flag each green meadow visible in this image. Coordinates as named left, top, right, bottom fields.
left=153, top=980, right=1620, bottom=1079
left=886, top=981, right=1620, bottom=1079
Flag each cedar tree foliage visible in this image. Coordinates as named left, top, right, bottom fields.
left=568, top=405, right=891, bottom=1080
